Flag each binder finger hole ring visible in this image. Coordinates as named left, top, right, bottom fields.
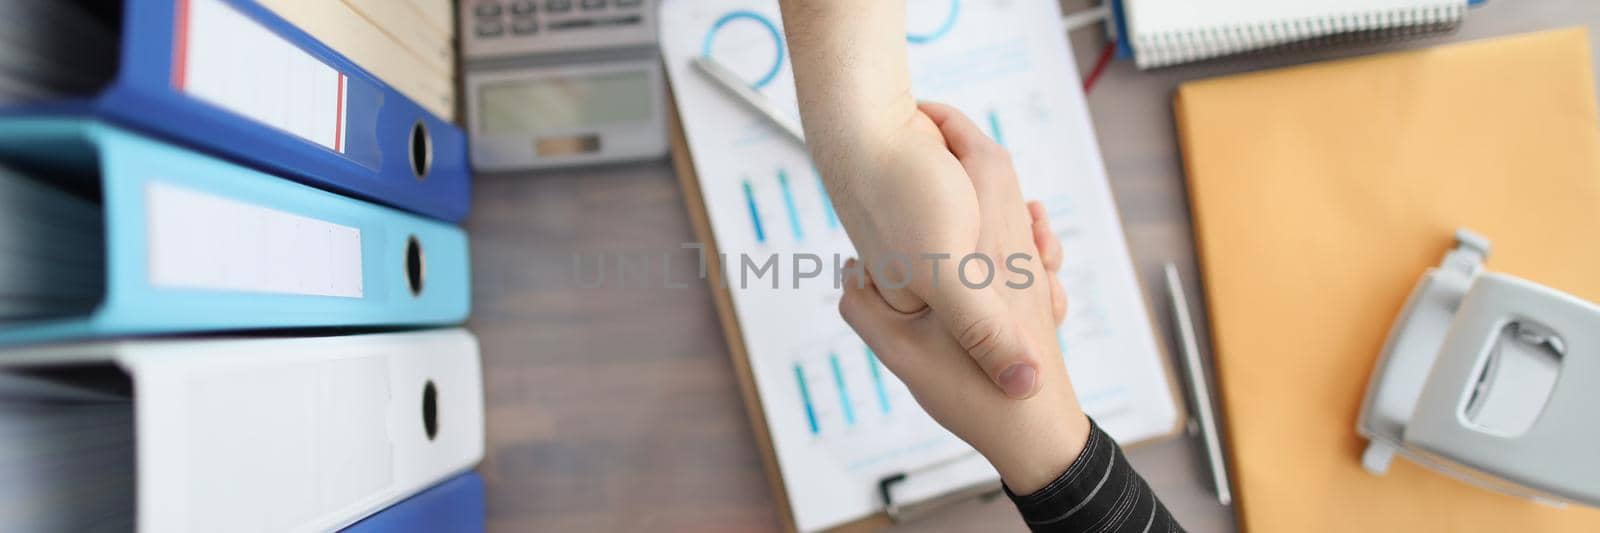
left=422, top=379, right=440, bottom=441
left=405, top=235, right=426, bottom=297
left=409, top=120, right=433, bottom=180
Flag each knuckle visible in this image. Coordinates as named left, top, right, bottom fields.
left=838, top=289, right=878, bottom=332
left=956, top=315, right=1008, bottom=370
left=838, top=291, right=859, bottom=323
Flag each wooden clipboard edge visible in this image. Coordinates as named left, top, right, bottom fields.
left=666, top=88, right=890, bottom=533
left=1119, top=227, right=1190, bottom=451
left=1117, top=274, right=1191, bottom=454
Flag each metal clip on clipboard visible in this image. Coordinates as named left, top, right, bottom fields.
left=876, top=452, right=1003, bottom=524
left=1358, top=229, right=1600, bottom=507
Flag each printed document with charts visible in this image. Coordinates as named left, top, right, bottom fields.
left=661, top=1, right=1179, bottom=530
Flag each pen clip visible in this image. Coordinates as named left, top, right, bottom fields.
left=690, top=56, right=808, bottom=146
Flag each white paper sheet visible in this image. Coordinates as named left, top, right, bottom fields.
left=145, top=182, right=364, bottom=298
left=661, top=1, right=1179, bottom=530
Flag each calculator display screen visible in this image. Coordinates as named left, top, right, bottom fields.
left=479, top=71, right=652, bottom=134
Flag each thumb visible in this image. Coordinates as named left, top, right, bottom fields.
left=924, top=284, right=1041, bottom=399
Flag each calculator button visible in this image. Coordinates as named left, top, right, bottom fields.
left=544, top=0, right=572, bottom=13
left=510, top=1, right=536, bottom=14
left=598, top=14, right=641, bottom=26
left=474, top=3, right=503, bottom=17
left=615, top=0, right=642, bottom=7
left=547, top=18, right=595, bottom=30
left=475, top=22, right=505, bottom=37
left=512, top=18, right=539, bottom=34
left=581, top=0, right=606, bottom=10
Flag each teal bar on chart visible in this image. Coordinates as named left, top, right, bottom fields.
left=987, top=109, right=1005, bottom=147
left=778, top=169, right=804, bottom=241
left=816, top=173, right=839, bottom=230
left=795, top=363, right=819, bottom=435
left=866, top=347, right=890, bottom=414
left=743, top=179, right=766, bottom=244
left=1058, top=329, right=1069, bottom=362
left=829, top=353, right=855, bottom=426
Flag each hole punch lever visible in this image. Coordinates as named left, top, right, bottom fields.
left=1462, top=321, right=1563, bottom=437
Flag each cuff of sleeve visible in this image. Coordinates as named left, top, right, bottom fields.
left=1002, top=416, right=1114, bottom=524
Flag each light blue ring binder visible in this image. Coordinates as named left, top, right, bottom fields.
left=0, top=118, right=471, bottom=346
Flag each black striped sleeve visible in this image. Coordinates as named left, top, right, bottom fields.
left=1004, top=418, right=1183, bottom=533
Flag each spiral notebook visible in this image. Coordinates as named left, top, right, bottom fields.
left=1118, top=0, right=1486, bottom=68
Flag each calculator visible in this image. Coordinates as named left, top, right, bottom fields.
left=460, top=0, right=666, bottom=171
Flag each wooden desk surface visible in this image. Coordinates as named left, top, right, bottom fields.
left=465, top=3, right=1597, bottom=531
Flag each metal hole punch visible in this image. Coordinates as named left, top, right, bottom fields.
left=1357, top=228, right=1600, bottom=507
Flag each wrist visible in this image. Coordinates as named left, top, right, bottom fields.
left=988, top=406, right=1091, bottom=495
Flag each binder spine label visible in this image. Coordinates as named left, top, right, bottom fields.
left=145, top=182, right=365, bottom=298
left=174, top=0, right=349, bottom=153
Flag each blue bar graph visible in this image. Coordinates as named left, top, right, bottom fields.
left=866, top=347, right=890, bottom=414
left=795, top=363, right=819, bottom=435
left=829, top=353, right=856, bottom=426
left=987, top=109, right=1005, bottom=147
left=743, top=179, right=766, bottom=243
left=816, top=173, right=840, bottom=230
left=778, top=169, right=804, bottom=241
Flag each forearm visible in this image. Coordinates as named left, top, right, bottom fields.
left=778, top=0, right=919, bottom=154
left=777, top=0, right=965, bottom=313
left=1006, top=418, right=1184, bottom=533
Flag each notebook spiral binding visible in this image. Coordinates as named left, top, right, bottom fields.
left=1132, top=3, right=1467, bottom=68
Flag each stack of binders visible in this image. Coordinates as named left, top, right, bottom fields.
left=0, top=1, right=484, bottom=531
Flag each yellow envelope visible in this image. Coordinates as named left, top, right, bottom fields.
left=1176, top=28, right=1600, bottom=531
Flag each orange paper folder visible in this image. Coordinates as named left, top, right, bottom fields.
left=1175, top=28, right=1600, bottom=531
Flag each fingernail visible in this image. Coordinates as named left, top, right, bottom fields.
left=998, top=363, right=1038, bottom=399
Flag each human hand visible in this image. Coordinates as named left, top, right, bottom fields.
left=780, top=0, right=1059, bottom=400
left=838, top=104, right=1086, bottom=495
left=805, top=100, right=1066, bottom=400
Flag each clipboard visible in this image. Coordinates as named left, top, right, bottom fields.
left=659, top=4, right=1193, bottom=531
left=670, top=92, right=1002, bottom=532
left=666, top=87, right=1188, bottom=531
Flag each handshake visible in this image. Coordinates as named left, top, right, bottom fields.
left=816, top=102, right=1091, bottom=495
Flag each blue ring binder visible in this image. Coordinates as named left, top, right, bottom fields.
left=7, top=0, right=471, bottom=222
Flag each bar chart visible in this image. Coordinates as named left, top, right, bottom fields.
left=738, top=167, right=841, bottom=247
left=790, top=341, right=896, bottom=437
left=787, top=334, right=955, bottom=475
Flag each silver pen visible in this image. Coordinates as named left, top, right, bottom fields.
left=690, top=56, right=807, bottom=146
left=1163, top=263, right=1233, bottom=506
